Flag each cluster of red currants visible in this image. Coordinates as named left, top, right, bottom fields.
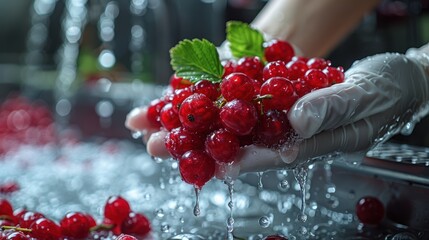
left=0, top=196, right=150, bottom=240
left=0, top=95, right=55, bottom=155
left=146, top=39, right=345, bottom=189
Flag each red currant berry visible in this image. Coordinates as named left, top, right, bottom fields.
left=306, top=57, right=331, bottom=70
left=291, top=79, right=311, bottom=97
left=169, top=74, right=191, bottom=90
left=205, top=128, right=240, bottom=164
left=165, top=127, right=205, bottom=159
left=179, top=150, right=216, bottom=188
left=222, top=60, right=236, bottom=78
left=160, top=103, right=181, bottom=131
left=171, top=87, right=194, bottom=113
left=121, top=212, right=151, bottom=236
left=220, top=99, right=258, bottom=136
left=264, top=39, right=294, bottom=62
left=356, top=196, right=384, bottom=225
left=85, top=213, right=97, bottom=228
left=0, top=181, right=20, bottom=195
left=286, top=59, right=308, bottom=80
left=146, top=98, right=167, bottom=128
left=30, top=218, right=61, bottom=240
left=194, top=80, right=220, bottom=101
left=0, top=218, right=15, bottom=228
left=235, top=56, right=264, bottom=81
left=0, top=198, right=13, bottom=218
left=304, top=69, right=329, bottom=89
left=179, top=93, right=219, bottom=133
left=262, top=61, right=289, bottom=82
left=221, top=73, right=255, bottom=101
left=104, top=196, right=131, bottom=224
left=255, top=110, right=292, bottom=148
left=260, top=77, right=297, bottom=111
left=117, top=234, right=138, bottom=240
left=323, top=66, right=345, bottom=84
left=60, top=212, right=91, bottom=239
left=264, top=234, right=288, bottom=240
left=18, top=211, right=45, bottom=228
left=4, top=231, right=29, bottom=240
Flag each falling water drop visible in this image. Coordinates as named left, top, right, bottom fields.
left=257, top=172, right=264, bottom=189
left=224, top=178, right=235, bottom=239
left=131, top=130, right=142, bottom=139
left=193, top=187, right=201, bottom=217
left=293, top=165, right=308, bottom=223
left=278, top=179, right=290, bottom=191
left=156, top=208, right=165, bottom=219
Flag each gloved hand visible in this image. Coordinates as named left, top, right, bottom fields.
left=125, top=45, right=429, bottom=179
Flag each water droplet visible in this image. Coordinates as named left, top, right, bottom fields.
left=258, top=216, right=271, bottom=228
left=298, top=212, right=307, bottom=222
left=293, top=166, right=308, bottom=221
left=326, top=183, right=336, bottom=193
left=257, top=172, right=264, bottom=189
left=391, top=232, right=418, bottom=240
left=224, top=178, right=235, bottom=235
left=278, top=179, right=290, bottom=191
left=156, top=208, right=165, bottom=218
left=151, top=156, right=164, bottom=163
left=161, top=223, right=170, bottom=232
left=299, top=226, right=308, bottom=235
left=193, top=187, right=201, bottom=217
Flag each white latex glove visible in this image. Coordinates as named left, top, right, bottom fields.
left=236, top=47, right=429, bottom=173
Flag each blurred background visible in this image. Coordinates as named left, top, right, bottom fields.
left=0, top=0, right=429, bottom=145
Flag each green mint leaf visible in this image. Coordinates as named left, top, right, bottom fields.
left=226, top=21, right=264, bottom=60
left=170, top=39, right=224, bottom=83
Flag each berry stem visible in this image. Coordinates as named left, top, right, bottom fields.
left=1, top=225, right=32, bottom=232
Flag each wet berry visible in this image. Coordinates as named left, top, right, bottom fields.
left=169, top=74, right=191, bottom=90
left=264, top=235, right=288, bottom=240
left=165, top=127, right=205, bottom=159
left=5, top=232, right=29, bottom=240
left=179, top=93, right=219, bottom=133
left=306, top=57, right=330, bottom=70
left=255, top=110, right=292, bottom=148
left=0, top=198, right=13, bottom=218
left=220, top=99, right=258, bottom=136
left=194, top=80, right=220, bottom=101
left=222, top=60, right=236, bottom=78
left=304, top=69, right=329, bottom=89
left=160, top=103, right=181, bottom=131
left=260, top=77, right=297, bottom=111
left=30, top=218, right=61, bottom=240
left=291, top=79, right=311, bottom=97
left=286, top=59, right=308, bottom=80
left=121, top=212, right=151, bottom=236
left=171, top=87, right=194, bottom=113
left=205, top=128, right=240, bottom=164
left=117, top=234, right=138, bottom=240
left=262, top=61, right=289, bottom=81
left=264, top=39, right=294, bottom=62
left=179, top=150, right=216, bottom=188
left=221, top=73, right=255, bottom=101
left=323, top=66, right=345, bottom=85
left=146, top=98, right=167, bottom=129
left=60, top=212, right=91, bottom=239
left=104, top=196, right=131, bottom=224
left=18, top=211, right=45, bottom=228
left=235, top=56, right=264, bottom=81
left=356, top=196, right=384, bottom=225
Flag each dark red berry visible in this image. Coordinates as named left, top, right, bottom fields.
left=286, top=59, right=308, bottom=80
left=171, top=87, right=194, bottom=113
left=179, top=93, right=219, bottom=133
left=264, top=39, right=294, bottom=62
left=30, top=218, right=61, bottom=240
left=104, top=196, right=131, bottom=224
left=291, top=79, right=311, bottom=97
left=146, top=98, right=167, bottom=128
left=60, top=212, right=91, bottom=239
left=194, top=80, right=220, bottom=101
left=255, top=110, right=292, bottom=148
left=306, top=57, right=330, bottom=70
left=0, top=181, right=20, bottom=194
left=0, top=198, right=13, bottom=218
left=260, top=77, right=297, bottom=111
left=179, top=150, right=216, bottom=188
left=323, top=66, right=345, bottom=84
left=222, top=60, right=236, bottom=78
left=304, top=69, right=329, bottom=89
left=160, top=103, right=181, bottom=131
left=205, top=128, right=240, bottom=164
left=169, top=74, right=191, bottom=90
left=356, top=196, right=384, bottom=225
left=165, top=127, right=205, bottom=159
left=235, top=56, right=264, bottom=81
left=85, top=213, right=97, bottom=228
left=220, top=99, right=258, bottom=136
left=121, top=212, right=151, bottom=236
left=18, top=211, right=45, bottom=228
left=262, top=61, right=289, bottom=82
left=221, top=73, right=255, bottom=101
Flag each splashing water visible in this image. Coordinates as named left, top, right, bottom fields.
left=224, top=178, right=235, bottom=240
left=293, top=165, right=308, bottom=223
left=193, top=187, right=201, bottom=217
